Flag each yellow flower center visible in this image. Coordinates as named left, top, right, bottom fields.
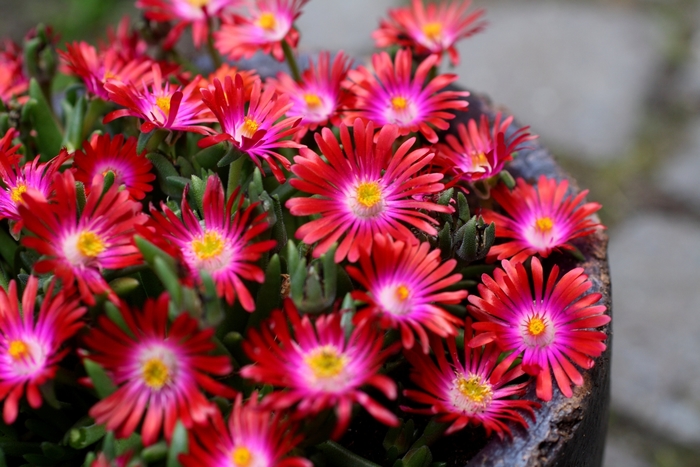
left=241, top=117, right=260, bottom=139
left=456, top=374, right=492, bottom=403
left=527, top=317, right=547, bottom=336
left=305, top=346, right=346, bottom=379
left=391, top=96, right=408, bottom=110
left=187, top=0, right=210, bottom=7
left=10, top=183, right=27, bottom=203
left=257, top=12, right=277, bottom=30
left=422, top=22, right=443, bottom=40
left=191, top=230, right=225, bottom=261
left=8, top=340, right=29, bottom=361
left=142, top=357, right=171, bottom=390
left=231, top=446, right=253, bottom=466
left=355, top=181, right=382, bottom=208
left=395, top=285, right=409, bottom=302
left=76, top=231, right=106, bottom=258
left=156, top=96, right=171, bottom=115
left=304, top=93, right=322, bottom=108
left=535, top=217, right=554, bottom=232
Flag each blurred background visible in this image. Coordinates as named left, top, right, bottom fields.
left=3, top=0, right=700, bottom=466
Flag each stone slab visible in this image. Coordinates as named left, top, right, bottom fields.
left=455, top=1, right=663, bottom=162
left=656, top=118, right=700, bottom=212
left=608, top=214, right=700, bottom=447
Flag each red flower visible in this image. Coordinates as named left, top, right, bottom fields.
left=343, top=49, right=468, bottom=143
left=84, top=294, right=236, bottom=445
left=347, top=233, right=466, bottom=353
left=0, top=40, right=28, bottom=104
left=402, top=320, right=539, bottom=438
left=468, top=257, right=611, bottom=401
left=241, top=301, right=399, bottom=439
left=481, top=176, right=604, bottom=263
left=286, top=119, right=451, bottom=262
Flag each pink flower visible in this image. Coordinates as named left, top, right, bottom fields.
left=373, top=0, right=486, bottom=66
left=343, top=49, right=468, bottom=143
left=346, top=233, right=466, bottom=353
left=241, top=301, right=399, bottom=439
left=468, top=257, right=611, bottom=401
left=481, top=176, right=604, bottom=263
left=286, top=119, right=451, bottom=263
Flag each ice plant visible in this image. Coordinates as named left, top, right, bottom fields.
left=72, top=134, right=155, bottom=200
left=241, top=301, right=399, bottom=439
left=147, top=174, right=276, bottom=310
left=343, top=49, right=468, bottom=143
left=435, top=113, right=536, bottom=185
left=84, top=293, right=236, bottom=446
left=180, top=394, right=312, bottom=467
left=346, top=233, right=466, bottom=353
left=137, top=0, right=241, bottom=49
left=19, top=171, right=147, bottom=305
left=373, top=0, right=486, bottom=66
left=0, top=40, right=28, bottom=104
left=268, top=51, right=353, bottom=140
left=195, top=63, right=258, bottom=100
left=481, top=175, right=604, bottom=263
left=215, top=0, right=308, bottom=61
left=402, top=321, right=539, bottom=438
left=0, top=277, right=85, bottom=423
left=287, top=119, right=452, bottom=262
left=468, top=257, right=610, bottom=401
left=199, top=75, right=301, bottom=182
left=104, top=64, right=215, bottom=134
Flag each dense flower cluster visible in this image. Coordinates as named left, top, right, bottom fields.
left=0, top=0, right=609, bottom=465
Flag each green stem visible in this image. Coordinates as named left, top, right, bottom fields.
left=316, top=441, right=382, bottom=467
left=206, top=17, right=223, bottom=70
left=282, top=40, right=302, bottom=82
left=408, top=418, right=450, bottom=451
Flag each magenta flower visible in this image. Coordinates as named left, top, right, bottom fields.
left=468, top=257, right=611, bottom=401
left=241, top=301, right=399, bottom=439
left=481, top=176, right=604, bottom=263
left=286, top=119, right=452, bottom=263
left=346, top=233, right=466, bottom=353
left=402, top=320, right=539, bottom=438
left=343, top=49, right=468, bottom=143
left=0, top=277, right=85, bottom=423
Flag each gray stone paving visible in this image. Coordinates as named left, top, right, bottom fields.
left=657, top=119, right=700, bottom=213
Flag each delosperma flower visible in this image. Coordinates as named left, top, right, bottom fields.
left=267, top=51, right=353, bottom=140
left=19, top=171, right=147, bottom=305
left=180, top=394, right=312, bottom=467
left=199, top=75, right=301, bottom=182
left=286, top=119, right=452, bottom=263
left=467, top=257, right=610, bottom=401
left=240, top=301, right=399, bottom=439
left=0, top=40, right=28, bottom=105
left=480, top=176, right=604, bottom=263
left=84, top=294, right=236, bottom=446
left=147, top=174, right=276, bottom=310
left=402, top=320, right=539, bottom=438
left=346, top=233, right=466, bottom=353
left=435, top=113, right=537, bottom=185
left=215, top=0, right=308, bottom=61
left=0, top=277, right=85, bottom=424
left=343, top=48, right=468, bottom=143
left=72, top=134, right=155, bottom=200
left=373, top=0, right=486, bottom=66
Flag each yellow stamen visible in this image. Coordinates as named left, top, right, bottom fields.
left=456, top=374, right=492, bottom=403
left=304, top=93, right=322, bottom=108
left=156, top=96, right=171, bottom=115
left=391, top=96, right=408, bottom=110
left=473, top=152, right=489, bottom=168
left=535, top=217, right=554, bottom=232
left=305, top=346, right=346, bottom=379
left=396, top=285, right=409, bottom=302
left=241, top=117, right=260, bottom=139
left=142, top=357, right=171, bottom=390
left=8, top=340, right=29, bottom=361
left=191, top=231, right=225, bottom=261
left=355, top=181, right=382, bottom=208
left=10, top=183, right=27, bottom=204
left=77, top=231, right=106, bottom=258
left=527, top=317, right=546, bottom=336
left=187, top=0, right=210, bottom=7
left=231, top=446, right=253, bottom=466
left=422, top=22, right=443, bottom=40
left=257, top=12, right=277, bottom=30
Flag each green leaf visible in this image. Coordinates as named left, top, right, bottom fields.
left=68, top=424, right=106, bottom=450
left=137, top=130, right=154, bottom=154
left=27, top=79, right=62, bottom=160
left=153, top=256, right=182, bottom=305
left=402, top=446, right=432, bottom=467
left=63, top=93, right=87, bottom=151
left=316, top=441, right=382, bottom=467
left=83, top=359, right=116, bottom=398
left=142, top=441, right=168, bottom=462
left=457, top=192, right=470, bottom=222
left=108, top=277, right=140, bottom=297
left=499, top=170, right=516, bottom=190
left=134, top=235, right=177, bottom=271
left=249, top=254, right=281, bottom=330
left=166, top=421, right=188, bottom=467
left=194, top=142, right=228, bottom=170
